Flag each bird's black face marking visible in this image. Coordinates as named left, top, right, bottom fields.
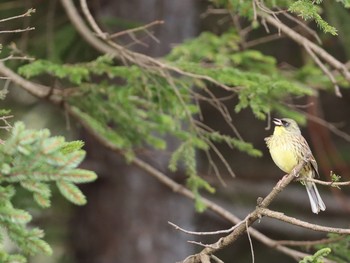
left=281, top=119, right=290, bottom=127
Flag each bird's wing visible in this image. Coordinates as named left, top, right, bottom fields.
left=299, top=135, right=319, bottom=177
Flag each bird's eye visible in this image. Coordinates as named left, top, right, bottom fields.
left=282, top=121, right=290, bottom=127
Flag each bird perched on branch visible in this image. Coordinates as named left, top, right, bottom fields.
left=265, top=118, right=326, bottom=214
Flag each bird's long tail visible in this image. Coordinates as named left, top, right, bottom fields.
left=305, top=182, right=326, bottom=214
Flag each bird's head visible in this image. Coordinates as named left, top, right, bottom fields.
left=273, top=118, right=301, bottom=135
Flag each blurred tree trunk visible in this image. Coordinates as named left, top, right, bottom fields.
left=69, top=1, right=200, bottom=263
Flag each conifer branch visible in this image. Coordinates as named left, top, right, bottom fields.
left=259, top=12, right=350, bottom=93
left=303, top=43, right=341, bottom=97
left=0, top=120, right=97, bottom=259
left=64, top=103, right=315, bottom=262
left=0, top=56, right=336, bottom=263
left=2, top=2, right=350, bottom=262
left=0, top=61, right=63, bottom=103
left=60, top=0, right=238, bottom=92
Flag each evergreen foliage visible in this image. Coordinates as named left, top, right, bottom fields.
left=211, top=0, right=339, bottom=35
left=16, top=0, right=347, bottom=218
left=299, top=248, right=332, bottom=263
left=0, top=122, right=96, bottom=261
left=3, top=0, right=350, bottom=261
left=167, top=30, right=313, bottom=120
left=17, top=28, right=332, bottom=212
left=289, top=0, right=337, bottom=35
left=316, top=234, right=350, bottom=263
left=338, top=0, right=350, bottom=8
left=18, top=52, right=267, bottom=209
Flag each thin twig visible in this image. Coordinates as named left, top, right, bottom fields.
left=203, top=148, right=227, bottom=187
left=0, top=115, right=13, bottom=131
left=252, top=0, right=257, bottom=21
left=303, top=177, right=350, bottom=187
left=188, top=241, right=218, bottom=249
left=109, top=20, right=164, bottom=39
left=168, top=221, right=245, bottom=236
left=301, top=110, right=350, bottom=142
left=0, top=8, right=35, bottom=23
left=0, top=55, right=34, bottom=62
left=260, top=12, right=350, bottom=84
left=0, top=27, right=35, bottom=34
left=0, top=62, right=63, bottom=103
left=79, top=0, right=107, bottom=39
left=259, top=208, right=350, bottom=234
left=245, top=33, right=286, bottom=48
left=304, top=43, right=342, bottom=97
left=144, top=29, right=160, bottom=44
left=246, top=220, right=255, bottom=263
left=128, top=32, right=149, bottom=47
left=200, top=7, right=229, bottom=18
left=280, top=8, right=321, bottom=44
left=275, top=236, right=345, bottom=247
left=205, top=139, right=236, bottom=178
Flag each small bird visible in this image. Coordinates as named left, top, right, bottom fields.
left=265, top=118, right=326, bottom=214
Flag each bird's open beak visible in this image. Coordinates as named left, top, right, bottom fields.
left=273, top=118, right=283, bottom=126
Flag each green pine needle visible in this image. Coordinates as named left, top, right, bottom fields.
left=56, top=180, right=87, bottom=206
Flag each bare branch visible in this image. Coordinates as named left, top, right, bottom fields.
left=0, top=27, right=35, bottom=34
left=187, top=241, right=217, bottom=249
left=259, top=208, right=350, bottom=234
left=304, top=43, right=342, bottom=97
left=276, top=236, right=345, bottom=247
left=245, top=32, right=286, bottom=48
left=246, top=220, right=255, bottom=263
left=301, top=110, right=350, bottom=142
left=109, top=20, right=164, bottom=39
left=260, top=12, right=350, bottom=84
left=279, top=8, right=322, bottom=44
left=303, top=177, right=350, bottom=187
left=79, top=0, right=107, bottom=39
left=205, top=139, right=236, bottom=178
left=0, top=8, right=35, bottom=23
left=0, top=115, right=13, bottom=132
left=168, top=221, right=244, bottom=236
left=61, top=0, right=239, bottom=92
left=200, top=7, right=229, bottom=18
left=0, top=62, right=63, bottom=103
left=0, top=55, right=35, bottom=62
left=178, top=161, right=310, bottom=263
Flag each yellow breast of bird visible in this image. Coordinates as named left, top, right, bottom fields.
left=267, top=132, right=299, bottom=174
left=269, top=144, right=298, bottom=173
